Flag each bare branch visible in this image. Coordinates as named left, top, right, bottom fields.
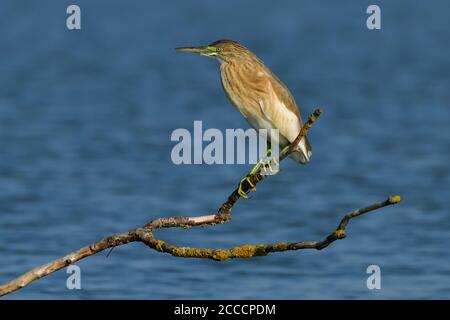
left=0, top=109, right=401, bottom=297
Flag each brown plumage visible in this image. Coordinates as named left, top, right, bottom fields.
left=176, top=39, right=312, bottom=164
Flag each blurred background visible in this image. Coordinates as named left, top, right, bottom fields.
left=0, top=0, right=449, bottom=299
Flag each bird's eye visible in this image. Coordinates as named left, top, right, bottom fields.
left=216, top=48, right=221, bottom=52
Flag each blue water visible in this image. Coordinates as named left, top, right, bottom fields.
left=1, top=1, right=449, bottom=299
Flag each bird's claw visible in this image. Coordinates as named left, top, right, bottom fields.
left=260, top=158, right=280, bottom=176
left=238, top=175, right=256, bottom=199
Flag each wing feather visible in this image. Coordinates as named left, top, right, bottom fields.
left=257, top=73, right=302, bottom=143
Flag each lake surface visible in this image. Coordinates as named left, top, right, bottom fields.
left=0, top=1, right=449, bottom=299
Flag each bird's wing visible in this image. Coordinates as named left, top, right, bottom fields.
left=257, top=71, right=303, bottom=143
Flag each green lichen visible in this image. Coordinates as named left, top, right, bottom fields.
left=164, top=242, right=291, bottom=261
left=334, top=229, right=346, bottom=239
left=389, top=195, right=401, bottom=204
left=230, top=245, right=259, bottom=257
left=212, top=250, right=231, bottom=261
left=171, top=247, right=214, bottom=259
left=271, top=242, right=289, bottom=251
left=155, top=240, right=165, bottom=252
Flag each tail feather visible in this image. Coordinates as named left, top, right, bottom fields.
left=289, top=136, right=312, bottom=164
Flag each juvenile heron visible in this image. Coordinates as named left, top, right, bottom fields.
left=176, top=39, right=312, bottom=197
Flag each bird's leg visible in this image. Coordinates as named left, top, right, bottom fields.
left=237, top=147, right=273, bottom=199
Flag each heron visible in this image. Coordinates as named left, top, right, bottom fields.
left=176, top=39, right=312, bottom=198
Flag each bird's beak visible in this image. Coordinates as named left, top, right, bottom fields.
left=176, top=45, right=217, bottom=57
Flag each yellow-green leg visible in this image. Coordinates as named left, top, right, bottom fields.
left=237, top=148, right=273, bottom=199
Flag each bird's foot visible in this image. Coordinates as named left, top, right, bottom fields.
left=237, top=147, right=276, bottom=199
left=260, top=157, right=280, bottom=176
left=238, top=175, right=257, bottom=199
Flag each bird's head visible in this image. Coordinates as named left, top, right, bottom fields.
left=176, top=39, right=255, bottom=63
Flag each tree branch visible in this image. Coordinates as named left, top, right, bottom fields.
left=0, top=108, right=401, bottom=297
